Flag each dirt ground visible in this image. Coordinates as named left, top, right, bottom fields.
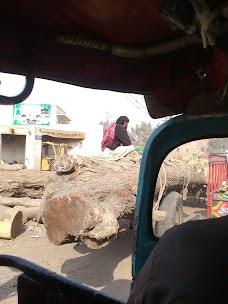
left=0, top=199, right=207, bottom=304
left=0, top=218, right=132, bottom=303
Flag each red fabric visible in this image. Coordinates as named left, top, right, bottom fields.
left=101, top=123, right=116, bottom=151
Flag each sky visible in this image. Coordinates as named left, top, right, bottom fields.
left=0, top=72, right=159, bottom=129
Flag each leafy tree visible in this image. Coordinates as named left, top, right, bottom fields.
left=208, top=138, right=228, bottom=152
left=99, top=119, right=110, bottom=132
left=99, top=112, right=114, bottom=132
left=129, top=122, right=155, bottom=146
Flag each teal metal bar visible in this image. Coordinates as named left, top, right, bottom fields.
left=132, top=114, right=228, bottom=279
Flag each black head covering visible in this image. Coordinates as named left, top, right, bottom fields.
left=116, top=116, right=129, bottom=125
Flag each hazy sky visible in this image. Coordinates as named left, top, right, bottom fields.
left=0, top=73, right=158, bottom=128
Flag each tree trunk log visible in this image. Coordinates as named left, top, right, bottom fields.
left=0, top=169, right=53, bottom=198
left=13, top=206, right=39, bottom=223
left=0, top=164, right=25, bottom=171
left=0, top=197, right=41, bottom=207
left=0, top=206, right=22, bottom=239
left=42, top=158, right=207, bottom=248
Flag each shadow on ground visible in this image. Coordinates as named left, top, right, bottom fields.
left=100, top=279, right=131, bottom=302
left=183, top=196, right=207, bottom=221
left=0, top=275, right=18, bottom=302
left=183, top=196, right=207, bottom=208
left=61, top=219, right=132, bottom=300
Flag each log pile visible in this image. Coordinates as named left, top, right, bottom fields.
left=159, top=160, right=207, bottom=194
left=40, top=156, right=207, bottom=248
left=41, top=157, right=139, bottom=248
left=0, top=156, right=207, bottom=245
left=0, top=169, right=52, bottom=198
left=0, top=164, right=26, bottom=171
left=0, top=196, right=42, bottom=239
left=0, top=168, right=51, bottom=240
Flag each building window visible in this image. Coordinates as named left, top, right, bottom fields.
left=186, top=148, right=189, bottom=153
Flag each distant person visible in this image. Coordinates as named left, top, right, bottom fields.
left=102, top=116, right=134, bottom=160
left=34, top=114, right=41, bottom=125
left=20, top=114, right=27, bottom=123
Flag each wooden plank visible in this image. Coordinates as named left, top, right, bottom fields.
left=36, top=127, right=85, bottom=139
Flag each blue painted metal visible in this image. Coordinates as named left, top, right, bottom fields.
left=132, top=114, right=228, bottom=279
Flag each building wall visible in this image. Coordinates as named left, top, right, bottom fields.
left=0, top=103, right=104, bottom=169
left=33, top=135, right=42, bottom=170
left=0, top=125, right=37, bottom=168
left=1, top=134, right=26, bottom=164
left=42, top=123, right=103, bottom=156
left=50, top=105, right=57, bottom=125
left=57, top=116, right=70, bottom=124
left=68, top=124, right=103, bottom=156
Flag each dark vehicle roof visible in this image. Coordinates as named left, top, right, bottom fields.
left=0, top=1, right=228, bottom=118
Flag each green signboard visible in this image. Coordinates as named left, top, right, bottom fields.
left=13, top=104, right=52, bottom=126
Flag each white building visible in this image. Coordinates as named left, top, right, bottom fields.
left=0, top=104, right=103, bottom=170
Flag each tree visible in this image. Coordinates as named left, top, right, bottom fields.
left=99, top=119, right=110, bottom=132
left=208, top=138, right=228, bottom=152
left=129, top=122, right=155, bottom=146
left=99, top=112, right=114, bottom=132
left=200, top=146, right=205, bottom=152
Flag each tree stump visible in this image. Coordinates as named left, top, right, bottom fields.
left=0, top=205, right=22, bottom=239
left=43, top=194, right=102, bottom=245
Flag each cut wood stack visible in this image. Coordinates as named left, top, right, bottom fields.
left=40, top=157, right=207, bottom=249
left=0, top=169, right=53, bottom=198
left=0, top=158, right=207, bottom=246
left=0, top=197, right=41, bottom=240
left=0, top=169, right=52, bottom=240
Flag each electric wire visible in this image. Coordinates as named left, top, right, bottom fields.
left=123, top=94, right=150, bottom=115
left=127, top=94, right=148, bottom=110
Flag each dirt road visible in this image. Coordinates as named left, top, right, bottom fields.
left=0, top=199, right=207, bottom=304
left=0, top=219, right=132, bottom=304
